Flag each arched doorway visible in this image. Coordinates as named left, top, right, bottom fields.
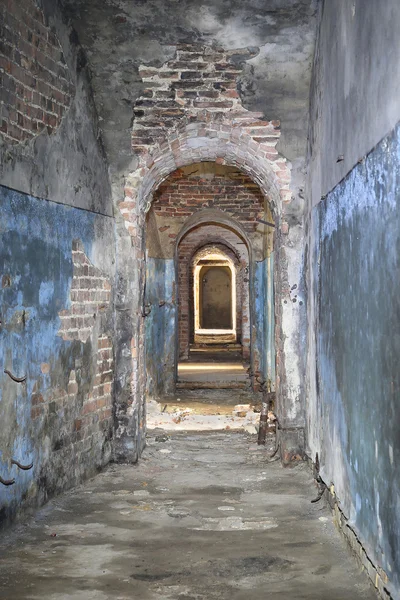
left=117, top=115, right=305, bottom=464
left=144, top=162, right=275, bottom=397
left=195, top=250, right=235, bottom=334
left=199, top=265, right=233, bottom=330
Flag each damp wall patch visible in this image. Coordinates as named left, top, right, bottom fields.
left=308, top=121, right=400, bottom=594
left=0, top=186, right=115, bottom=524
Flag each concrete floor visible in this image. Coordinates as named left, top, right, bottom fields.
left=0, top=431, right=377, bottom=600
left=178, top=349, right=249, bottom=386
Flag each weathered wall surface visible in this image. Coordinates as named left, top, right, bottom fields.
left=308, top=0, right=400, bottom=207
left=254, top=255, right=275, bottom=391
left=145, top=258, right=175, bottom=398
left=309, top=123, right=400, bottom=597
left=306, top=1, right=400, bottom=595
left=0, top=187, right=115, bottom=525
left=0, top=0, right=111, bottom=214
left=61, top=0, right=317, bottom=200
left=0, top=0, right=115, bottom=523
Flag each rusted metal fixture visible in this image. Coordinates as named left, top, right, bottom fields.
left=258, top=391, right=275, bottom=445
left=311, top=452, right=327, bottom=503
left=269, top=440, right=280, bottom=459
left=11, top=459, right=33, bottom=471
left=0, top=475, right=15, bottom=486
left=4, top=369, right=27, bottom=383
left=311, top=476, right=327, bottom=503
left=257, top=401, right=269, bottom=445
left=256, top=217, right=276, bottom=228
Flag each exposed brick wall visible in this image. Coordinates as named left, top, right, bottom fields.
left=178, top=225, right=250, bottom=360
left=81, top=335, right=113, bottom=423
left=31, top=336, right=113, bottom=427
left=58, top=240, right=112, bottom=343
left=0, top=0, right=74, bottom=143
left=132, top=44, right=261, bottom=153
left=118, top=40, right=291, bottom=423
left=29, top=240, right=114, bottom=497
left=153, top=166, right=265, bottom=247
left=30, top=335, right=113, bottom=492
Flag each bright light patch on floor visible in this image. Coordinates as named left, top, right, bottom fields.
left=178, top=364, right=245, bottom=372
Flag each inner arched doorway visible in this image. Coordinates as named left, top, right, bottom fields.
left=144, top=161, right=275, bottom=398
left=199, top=264, right=233, bottom=331
left=194, top=247, right=236, bottom=336
left=118, top=115, right=305, bottom=464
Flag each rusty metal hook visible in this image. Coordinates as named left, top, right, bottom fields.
left=11, top=459, right=33, bottom=471
left=0, top=475, right=15, bottom=486
left=311, top=475, right=327, bottom=504
left=4, top=370, right=26, bottom=383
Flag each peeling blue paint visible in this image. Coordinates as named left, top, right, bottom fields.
left=0, top=186, right=113, bottom=522
left=145, top=257, right=176, bottom=397
left=254, top=255, right=275, bottom=389
left=312, top=121, right=400, bottom=591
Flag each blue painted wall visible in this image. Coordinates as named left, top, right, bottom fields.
left=254, top=255, right=275, bottom=390
left=145, top=257, right=176, bottom=397
left=0, top=186, right=115, bottom=523
left=310, top=122, right=400, bottom=592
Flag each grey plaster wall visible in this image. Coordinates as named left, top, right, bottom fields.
left=306, top=1, right=400, bottom=594
left=308, top=0, right=400, bottom=206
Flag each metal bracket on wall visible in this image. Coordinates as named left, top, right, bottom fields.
left=11, top=459, right=33, bottom=471
left=4, top=369, right=27, bottom=383
left=256, top=218, right=276, bottom=228
left=142, top=303, right=152, bottom=317
left=0, top=475, right=15, bottom=486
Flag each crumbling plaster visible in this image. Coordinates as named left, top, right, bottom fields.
left=61, top=0, right=317, bottom=209
left=0, top=0, right=112, bottom=215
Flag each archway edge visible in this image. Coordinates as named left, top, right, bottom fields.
left=175, top=208, right=252, bottom=258
left=124, top=118, right=291, bottom=220
left=191, top=242, right=242, bottom=268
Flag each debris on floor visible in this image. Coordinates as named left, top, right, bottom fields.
left=147, top=399, right=260, bottom=432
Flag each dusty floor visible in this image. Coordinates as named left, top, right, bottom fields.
left=177, top=349, right=249, bottom=387
left=0, top=431, right=377, bottom=600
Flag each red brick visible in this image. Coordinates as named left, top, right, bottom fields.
left=0, top=0, right=74, bottom=146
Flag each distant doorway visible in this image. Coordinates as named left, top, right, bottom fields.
left=200, top=265, right=232, bottom=330
left=193, top=248, right=237, bottom=345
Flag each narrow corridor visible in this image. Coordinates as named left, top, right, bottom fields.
left=0, top=430, right=377, bottom=600
left=1, top=0, right=399, bottom=597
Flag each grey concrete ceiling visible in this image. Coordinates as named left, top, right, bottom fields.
left=60, top=0, right=318, bottom=179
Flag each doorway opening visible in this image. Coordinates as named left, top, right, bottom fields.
left=194, top=248, right=236, bottom=341
left=144, top=161, right=275, bottom=400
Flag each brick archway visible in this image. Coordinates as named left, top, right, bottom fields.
left=118, top=117, right=303, bottom=465
left=177, top=222, right=250, bottom=365
left=123, top=115, right=291, bottom=222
